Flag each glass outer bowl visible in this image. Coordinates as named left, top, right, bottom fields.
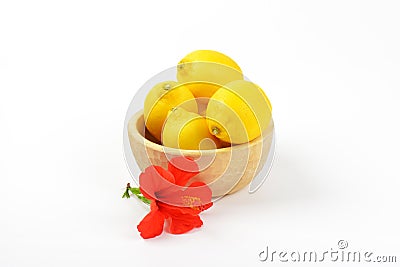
left=123, top=65, right=276, bottom=200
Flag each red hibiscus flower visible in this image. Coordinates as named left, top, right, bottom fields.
left=137, top=157, right=213, bottom=239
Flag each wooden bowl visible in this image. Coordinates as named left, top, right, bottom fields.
left=127, top=110, right=273, bottom=197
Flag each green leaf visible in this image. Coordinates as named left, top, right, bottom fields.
left=122, top=183, right=131, bottom=199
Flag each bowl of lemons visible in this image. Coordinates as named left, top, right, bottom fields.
left=124, top=50, right=274, bottom=197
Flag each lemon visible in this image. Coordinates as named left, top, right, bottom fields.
left=206, top=80, right=272, bottom=144
left=162, top=107, right=221, bottom=150
left=144, top=81, right=197, bottom=141
left=177, top=50, right=243, bottom=98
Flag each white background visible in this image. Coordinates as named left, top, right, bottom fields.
left=1, top=0, right=399, bottom=266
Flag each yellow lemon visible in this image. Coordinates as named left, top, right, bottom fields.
left=162, top=107, right=221, bottom=150
left=177, top=50, right=243, bottom=98
left=206, top=80, right=272, bottom=144
left=144, top=81, right=197, bottom=141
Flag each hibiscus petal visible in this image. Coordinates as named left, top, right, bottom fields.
left=167, top=214, right=203, bottom=234
left=158, top=201, right=200, bottom=216
left=137, top=202, right=165, bottom=239
left=139, top=166, right=175, bottom=200
left=168, top=157, right=199, bottom=186
left=157, top=201, right=209, bottom=235
left=185, top=181, right=213, bottom=209
left=199, top=202, right=213, bottom=211
left=161, top=181, right=213, bottom=208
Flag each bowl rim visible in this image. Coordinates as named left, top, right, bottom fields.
left=128, top=110, right=274, bottom=156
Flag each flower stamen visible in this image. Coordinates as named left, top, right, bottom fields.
left=181, top=195, right=202, bottom=209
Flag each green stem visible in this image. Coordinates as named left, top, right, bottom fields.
left=122, top=183, right=151, bottom=205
